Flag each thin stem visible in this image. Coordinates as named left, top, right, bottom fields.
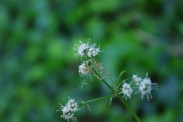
left=91, top=57, right=116, bottom=88
left=86, top=56, right=141, bottom=121
left=91, top=68, right=114, bottom=92
left=105, top=70, right=117, bottom=88
left=117, top=95, right=141, bottom=122
left=78, top=94, right=114, bottom=107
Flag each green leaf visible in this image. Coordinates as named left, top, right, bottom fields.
left=117, top=70, right=126, bottom=83
left=118, top=78, right=130, bottom=88
left=109, top=97, right=113, bottom=106
left=118, top=80, right=125, bottom=88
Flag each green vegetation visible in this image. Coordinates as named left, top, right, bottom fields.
left=0, top=0, right=183, bottom=122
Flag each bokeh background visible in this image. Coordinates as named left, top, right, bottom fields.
left=0, top=0, right=183, bottom=122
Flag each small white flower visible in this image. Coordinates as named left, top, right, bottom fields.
left=74, top=41, right=101, bottom=58
left=132, top=75, right=138, bottom=81
left=122, top=82, right=133, bottom=100
left=62, top=112, right=74, bottom=121
left=57, top=98, right=79, bottom=122
left=132, top=74, right=142, bottom=85
left=62, top=105, right=70, bottom=113
left=67, top=98, right=79, bottom=112
left=87, top=44, right=101, bottom=57
left=57, top=105, right=74, bottom=121
left=137, top=74, right=158, bottom=100
left=61, top=106, right=74, bottom=120
left=73, top=41, right=89, bottom=57
left=79, top=62, right=91, bottom=76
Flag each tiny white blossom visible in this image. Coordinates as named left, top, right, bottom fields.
left=87, top=44, right=101, bottom=57
left=73, top=41, right=89, bottom=57
left=74, top=41, right=101, bottom=58
left=61, top=106, right=74, bottom=121
left=132, top=75, right=138, bottom=81
left=132, top=74, right=142, bottom=85
left=78, top=62, right=91, bottom=76
left=57, top=98, right=79, bottom=122
left=67, top=98, right=79, bottom=112
left=137, top=74, right=158, bottom=100
left=56, top=105, right=75, bottom=121
left=122, top=82, right=133, bottom=100
left=62, top=105, right=70, bottom=113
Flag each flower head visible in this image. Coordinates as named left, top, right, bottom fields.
left=122, top=82, right=133, bottom=99
left=67, top=98, right=79, bottom=112
left=78, top=61, right=91, bottom=76
left=74, top=41, right=101, bottom=58
left=73, top=41, right=89, bottom=57
left=136, top=74, right=158, bottom=100
left=132, top=74, right=142, bottom=85
left=87, top=44, right=101, bottom=57
left=61, top=106, right=74, bottom=121
left=57, top=97, right=79, bottom=121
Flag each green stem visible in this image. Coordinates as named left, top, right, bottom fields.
left=105, top=71, right=116, bottom=88
left=91, top=68, right=114, bottom=92
left=87, top=57, right=141, bottom=122
left=91, top=57, right=116, bottom=88
left=78, top=94, right=114, bottom=107
left=117, top=95, right=141, bottom=122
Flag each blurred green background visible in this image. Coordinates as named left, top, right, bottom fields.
left=0, top=0, right=183, bottom=122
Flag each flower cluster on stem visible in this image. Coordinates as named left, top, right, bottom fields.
left=122, top=82, right=133, bottom=99
left=134, top=73, right=158, bottom=100
left=120, top=73, right=158, bottom=100
left=57, top=40, right=158, bottom=122
left=73, top=40, right=101, bottom=58
left=57, top=97, right=78, bottom=121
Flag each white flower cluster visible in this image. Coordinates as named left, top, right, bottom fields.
left=135, top=74, right=158, bottom=100
left=132, top=74, right=142, bottom=85
left=122, top=82, right=133, bottom=99
left=57, top=98, right=79, bottom=121
left=121, top=73, right=158, bottom=100
left=74, top=41, right=102, bottom=77
left=78, top=61, right=91, bottom=76
left=73, top=41, right=101, bottom=58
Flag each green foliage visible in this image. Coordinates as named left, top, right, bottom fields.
left=0, top=0, right=183, bottom=122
